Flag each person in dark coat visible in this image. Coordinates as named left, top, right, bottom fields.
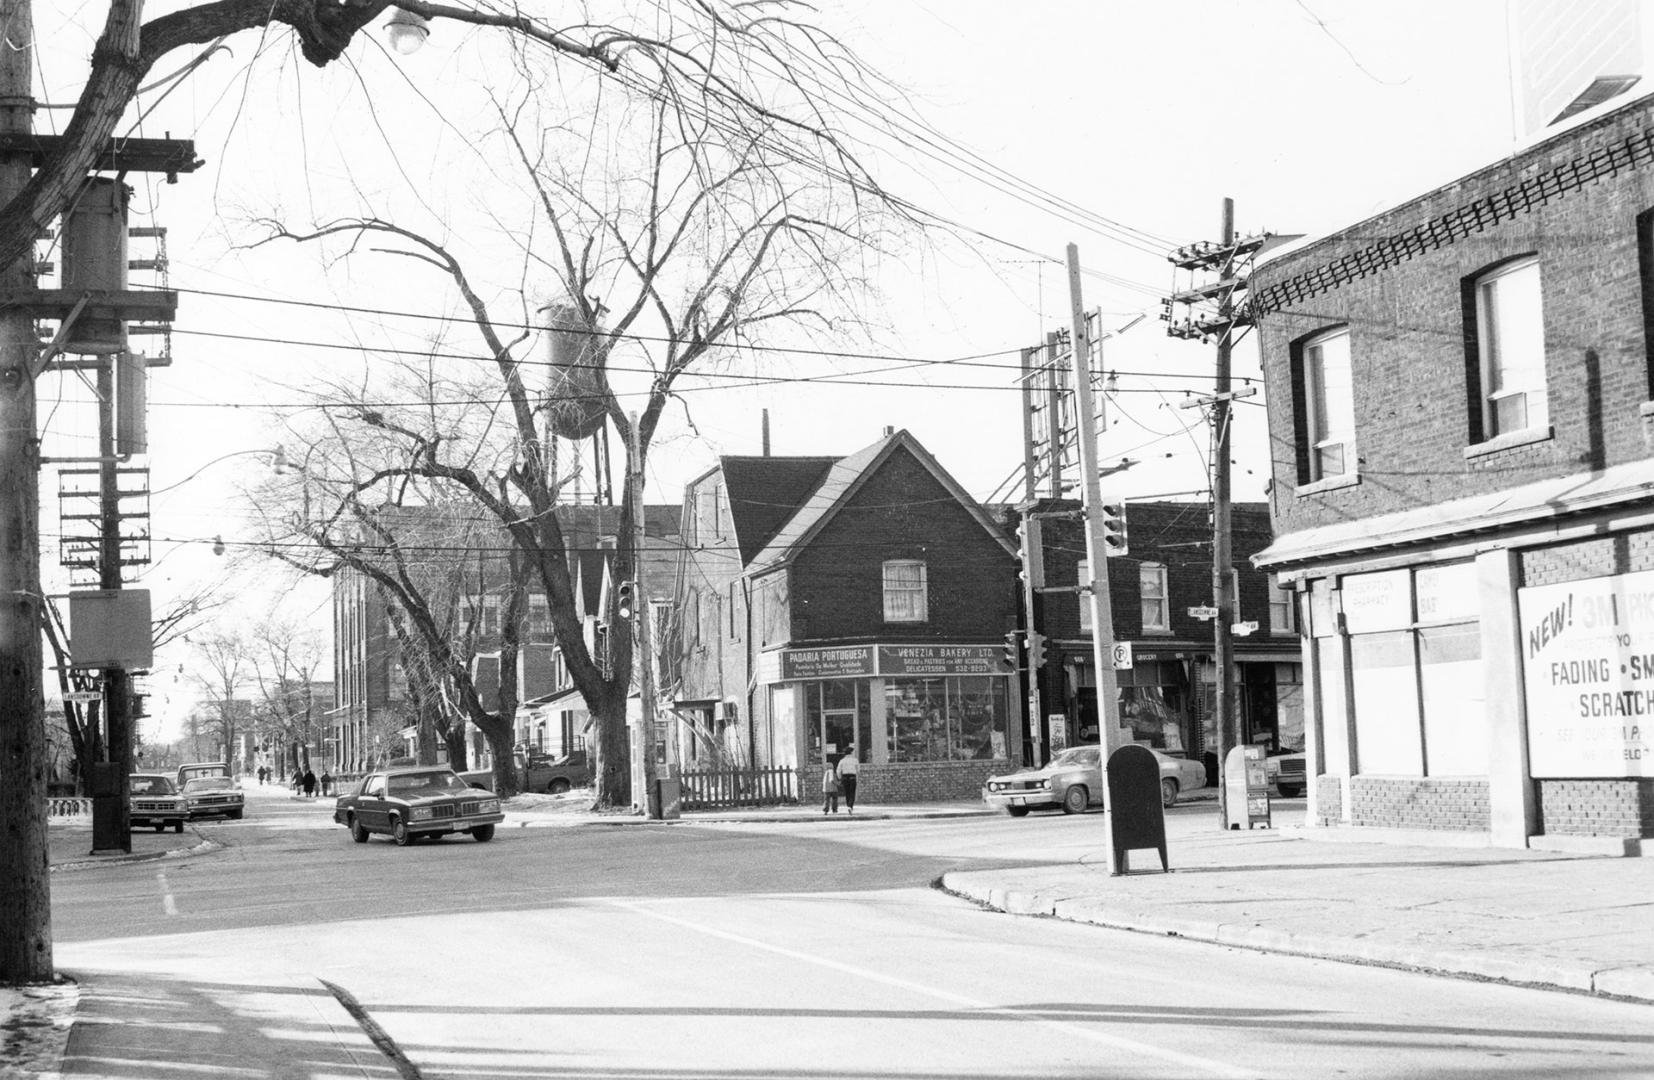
left=302, top=768, right=317, bottom=798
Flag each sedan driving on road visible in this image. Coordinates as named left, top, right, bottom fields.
left=182, top=775, right=246, bottom=820
left=334, top=767, right=504, bottom=846
left=983, top=744, right=1207, bottom=815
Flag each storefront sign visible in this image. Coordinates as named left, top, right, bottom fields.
left=1519, top=570, right=1654, bottom=778
left=779, top=646, right=874, bottom=680
left=1340, top=569, right=1411, bottom=633
left=878, top=644, right=1008, bottom=675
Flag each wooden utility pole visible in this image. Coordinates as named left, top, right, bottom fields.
left=1167, top=199, right=1269, bottom=830
left=1066, top=243, right=1122, bottom=876
left=0, top=0, right=53, bottom=983
left=97, top=359, right=132, bottom=852
left=1210, top=199, right=1238, bottom=831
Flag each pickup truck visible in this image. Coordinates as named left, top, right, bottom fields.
left=522, top=750, right=593, bottom=794
left=459, top=750, right=594, bottom=794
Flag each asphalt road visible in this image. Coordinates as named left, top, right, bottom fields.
left=46, top=787, right=1654, bottom=1079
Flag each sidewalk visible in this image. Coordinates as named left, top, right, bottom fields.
left=940, top=822, right=1654, bottom=1006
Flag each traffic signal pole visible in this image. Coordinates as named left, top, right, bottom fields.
left=1066, top=243, right=1123, bottom=876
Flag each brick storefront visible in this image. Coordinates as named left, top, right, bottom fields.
left=1253, top=93, right=1654, bottom=849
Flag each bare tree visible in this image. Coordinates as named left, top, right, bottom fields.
left=247, top=619, right=327, bottom=779
left=187, top=632, right=253, bottom=769
left=257, top=71, right=898, bottom=806
left=4, top=0, right=904, bottom=988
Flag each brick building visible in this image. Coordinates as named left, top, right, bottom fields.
left=1016, top=500, right=1302, bottom=779
left=666, top=428, right=1021, bottom=801
left=1251, top=91, right=1654, bottom=848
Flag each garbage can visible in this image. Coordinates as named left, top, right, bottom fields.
left=655, top=777, right=681, bottom=821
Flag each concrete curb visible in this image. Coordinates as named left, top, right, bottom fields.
left=503, top=807, right=999, bottom=828
left=51, top=836, right=220, bottom=873
left=937, top=872, right=1654, bottom=1006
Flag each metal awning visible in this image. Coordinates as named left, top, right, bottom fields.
left=520, top=687, right=585, bottom=711
left=1255, top=459, right=1654, bottom=571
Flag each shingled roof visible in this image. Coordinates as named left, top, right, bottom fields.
left=718, top=455, right=839, bottom=565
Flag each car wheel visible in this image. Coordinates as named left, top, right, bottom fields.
left=349, top=816, right=370, bottom=844
left=471, top=824, right=495, bottom=842
left=229, top=809, right=243, bottom=820
left=1278, top=784, right=1304, bottom=798
left=1004, top=806, right=1031, bottom=818
left=174, top=821, right=184, bottom=834
left=152, top=824, right=164, bottom=833
left=548, top=778, right=571, bottom=795
left=391, top=817, right=413, bottom=847
left=1061, top=785, right=1088, bottom=814
left=1161, top=778, right=1179, bottom=808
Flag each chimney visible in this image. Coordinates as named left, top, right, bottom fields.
left=882, top=425, right=895, bottom=437
left=762, top=409, right=771, bottom=456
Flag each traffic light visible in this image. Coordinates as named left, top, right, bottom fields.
left=1002, top=630, right=1021, bottom=669
left=616, top=579, right=636, bottom=620
left=129, top=691, right=148, bottom=719
left=1027, top=631, right=1046, bottom=669
left=1099, top=500, right=1129, bottom=557
left=1016, top=516, right=1045, bottom=588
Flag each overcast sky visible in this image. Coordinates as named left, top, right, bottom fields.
left=37, top=1, right=1523, bottom=730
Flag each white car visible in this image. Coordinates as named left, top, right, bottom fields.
left=983, top=745, right=1208, bottom=814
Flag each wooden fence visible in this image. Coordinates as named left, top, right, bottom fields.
left=679, top=766, right=796, bottom=810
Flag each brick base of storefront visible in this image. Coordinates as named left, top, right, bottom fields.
left=1347, top=777, right=1491, bottom=832
left=1314, top=773, right=1342, bottom=826
left=810, top=758, right=1005, bottom=803
left=1536, top=778, right=1654, bottom=838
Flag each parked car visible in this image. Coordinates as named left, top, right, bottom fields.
left=182, top=775, right=245, bottom=820
left=129, top=773, right=188, bottom=833
left=1264, top=751, right=1306, bottom=798
left=982, top=745, right=1207, bottom=815
left=522, top=748, right=593, bottom=794
left=334, top=767, right=504, bottom=846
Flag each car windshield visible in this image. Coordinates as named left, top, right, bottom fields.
left=1050, top=747, right=1101, bottom=769
left=386, top=771, right=470, bottom=797
left=130, top=776, right=176, bottom=795
left=183, top=778, right=235, bottom=793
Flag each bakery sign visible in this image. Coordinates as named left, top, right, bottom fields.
left=1518, top=569, right=1654, bottom=778
left=777, top=643, right=1011, bottom=680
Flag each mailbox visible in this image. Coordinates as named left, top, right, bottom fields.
left=1106, top=744, right=1169, bottom=874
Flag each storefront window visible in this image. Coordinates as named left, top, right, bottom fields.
left=1117, top=661, right=1190, bottom=752
left=1350, top=631, right=1423, bottom=774
left=884, top=676, right=1005, bottom=762
left=1419, top=624, right=1487, bottom=775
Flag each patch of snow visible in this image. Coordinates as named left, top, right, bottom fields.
left=0, top=980, right=78, bottom=1080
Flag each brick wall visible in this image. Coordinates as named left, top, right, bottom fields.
left=1536, top=778, right=1654, bottom=837
left=1348, top=776, right=1491, bottom=831
left=1254, top=98, right=1654, bottom=539
left=790, top=448, right=1017, bottom=642
left=1520, top=531, right=1654, bottom=586
left=809, top=754, right=1004, bottom=803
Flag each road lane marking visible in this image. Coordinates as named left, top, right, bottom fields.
left=155, top=870, right=177, bottom=916
left=610, top=899, right=1258, bottom=1079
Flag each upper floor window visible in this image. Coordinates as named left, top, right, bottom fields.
left=1472, top=256, right=1547, bottom=439
left=1140, top=562, right=1169, bottom=632
left=1268, top=575, right=1296, bottom=635
left=528, top=594, right=550, bottom=636
left=882, top=560, right=928, bottom=622
left=1302, top=327, right=1355, bottom=481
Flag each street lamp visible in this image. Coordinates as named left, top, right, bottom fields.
left=384, top=8, right=430, bottom=55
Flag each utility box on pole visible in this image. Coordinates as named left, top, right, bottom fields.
left=59, top=176, right=130, bottom=355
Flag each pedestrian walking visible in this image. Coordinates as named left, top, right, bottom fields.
left=256, top=766, right=266, bottom=786
left=302, top=768, right=317, bottom=798
left=835, top=745, right=860, bottom=813
left=821, top=762, right=840, bottom=814
left=320, top=770, right=333, bottom=797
